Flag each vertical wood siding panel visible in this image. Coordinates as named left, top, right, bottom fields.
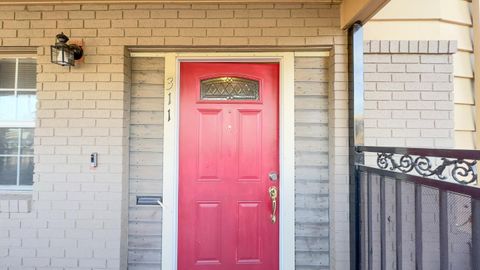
left=294, top=57, right=330, bottom=268
left=128, top=57, right=165, bottom=269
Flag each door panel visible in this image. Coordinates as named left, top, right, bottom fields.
left=237, top=202, right=261, bottom=263
left=197, top=109, right=222, bottom=181
left=237, top=110, right=262, bottom=181
left=179, top=62, right=279, bottom=270
left=195, top=202, right=222, bottom=264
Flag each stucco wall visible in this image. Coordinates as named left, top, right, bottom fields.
left=0, top=3, right=350, bottom=270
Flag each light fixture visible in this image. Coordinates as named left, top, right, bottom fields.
left=50, top=32, right=83, bottom=67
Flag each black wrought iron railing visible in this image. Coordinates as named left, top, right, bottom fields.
left=354, top=146, right=480, bottom=270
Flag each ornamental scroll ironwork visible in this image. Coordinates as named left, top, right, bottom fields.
left=200, top=77, right=259, bottom=101
left=377, top=153, right=477, bottom=185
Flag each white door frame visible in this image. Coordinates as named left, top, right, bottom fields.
left=156, top=52, right=296, bottom=270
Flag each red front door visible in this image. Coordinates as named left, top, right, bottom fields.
left=178, top=62, right=279, bottom=270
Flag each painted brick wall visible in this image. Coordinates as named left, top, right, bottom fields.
left=328, top=43, right=350, bottom=270
left=0, top=3, right=350, bottom=270
left=363, top=40, right=457, bottom=149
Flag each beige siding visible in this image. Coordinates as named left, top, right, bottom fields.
left=128, top=57, right=164, bottom=270
left=294, top=57, right=330, bottom=269
left=364, top=0, right=476, bottom=149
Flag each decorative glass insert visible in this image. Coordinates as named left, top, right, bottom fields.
left=200, top=77, right=259, bottom=101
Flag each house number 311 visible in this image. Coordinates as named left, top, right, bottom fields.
left=166, top=77, right=174, bottom=122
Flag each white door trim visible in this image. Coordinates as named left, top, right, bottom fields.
left=160, top=52, right=295, bottom=270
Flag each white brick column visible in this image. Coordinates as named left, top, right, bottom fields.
left=329, top=40, right=351, bottom=270
left=362, top=41, right=457, bottom=269
left=363, top=40, right=457, bottom=149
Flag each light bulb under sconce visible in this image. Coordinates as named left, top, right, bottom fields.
left=50, top=32, right=84, bottom=67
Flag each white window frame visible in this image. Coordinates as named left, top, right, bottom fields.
left=0, top=56, right=36, bottom=191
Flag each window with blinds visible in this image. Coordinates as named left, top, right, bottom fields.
left=0, top=57, right=36, bottom=190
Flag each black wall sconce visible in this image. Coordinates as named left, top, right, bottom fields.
left=51, top=32, right=83, bottom=67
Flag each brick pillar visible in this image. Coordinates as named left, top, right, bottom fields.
left=363, top=40, right=457, bottom=270
left=363, top=40, right=457, bottom=149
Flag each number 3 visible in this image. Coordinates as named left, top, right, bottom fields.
left=166, top=77, right=174, bottom=91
